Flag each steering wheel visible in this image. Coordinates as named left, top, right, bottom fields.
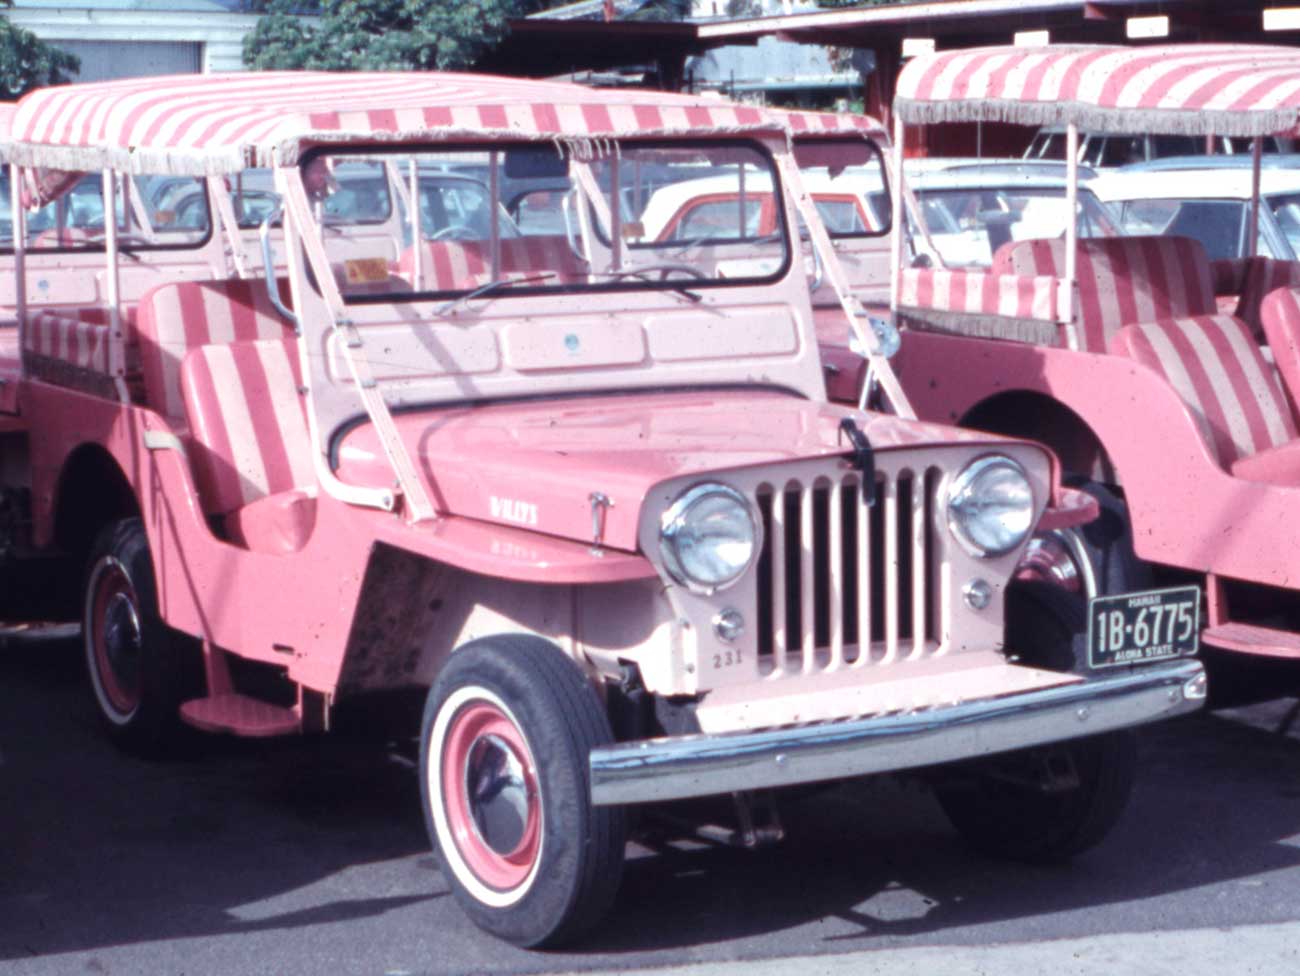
left=606, top=263, right=708, bottom=282
left=428, top=223, right=477, bottom=241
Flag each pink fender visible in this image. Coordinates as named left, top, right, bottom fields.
left=896, top=331, right=1300, bottom=588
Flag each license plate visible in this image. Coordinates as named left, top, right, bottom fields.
left=1087, top=586, right=1200, bottom=669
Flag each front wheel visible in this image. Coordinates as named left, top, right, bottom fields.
left=934, top=730, right=1137, bottom=863
left=83, top=518, right=201, bottom=753
left=419, top=635, right=626, bottom=947
left=1016, top=479, right=1150, bottom=600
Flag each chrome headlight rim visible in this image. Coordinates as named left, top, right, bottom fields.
left=946, top=454, right=1035, bottom=558
left=659, top=482, right=763, bottom=596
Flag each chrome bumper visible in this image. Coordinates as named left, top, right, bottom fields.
left=589, top=659, right=1205, bottom=806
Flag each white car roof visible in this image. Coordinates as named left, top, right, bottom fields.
left=1091, top=168, right=1300, bottom=202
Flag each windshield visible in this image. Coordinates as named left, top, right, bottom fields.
left=0, top=171, right=211, bottom=252
left=1268, top=192, right=1300, bottom=257
left=913, top=186, right=1117, bottom=267
left=307, top=141, right=790, bottom=303
left=1110, top=198, right=1272, bottom=260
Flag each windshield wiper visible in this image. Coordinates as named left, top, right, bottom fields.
left=433, top=272, right=556, bottom=316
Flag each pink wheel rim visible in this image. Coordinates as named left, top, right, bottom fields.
left=441, top=700, right=541, bottom=892
left=90, top=561, right=142, bottom=716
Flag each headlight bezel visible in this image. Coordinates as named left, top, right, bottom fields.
left=659, top=482, right=762, bottom=595
left=946, top=454, right=1036, bottom=558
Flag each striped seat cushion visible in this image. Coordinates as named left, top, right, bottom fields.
left=179, top=340, right=314, bottom=518
left=1110, top=314, right=1297, bottom=468
left=137, top=278, right=293, bottom=421
left=997, top=236, right=1216, bottom=352
left=1258, top=287, right=1300, bottom=418
left=396, top=234, right=589, bottom=291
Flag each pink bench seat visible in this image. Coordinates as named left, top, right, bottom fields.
left=395, top=234, right=589, bottom=291
left=180, top=340, right=316, bottom=553
left=994, top=236, right=1217, bottom=352
left=137, top=278, right=294, bottom=421
left=1111, top=314, right=1297, bottom=476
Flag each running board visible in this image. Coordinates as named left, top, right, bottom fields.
left=179, top=694, right=301, bottom=737
left=1201, top=622, right=1300, bottom=659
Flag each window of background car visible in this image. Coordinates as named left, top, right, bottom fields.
left=789, top=137, right=890, bottom=238
left=1115, top=198, right=1250, bottom=260
left=0, top=171, right=211, bottom=253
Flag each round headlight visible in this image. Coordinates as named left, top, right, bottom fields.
left=659, top=484, right=761, bottom=594
left=947, top=456, right=1035, bottom=557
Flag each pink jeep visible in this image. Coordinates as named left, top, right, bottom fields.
left=869, top=43, right=1300, bottom=663
left=1, top=71, right=1203, bottom=946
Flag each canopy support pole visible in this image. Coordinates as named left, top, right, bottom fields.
left=409, top=159, right=423, bottom=291
left=102, top=170, right=129, bottom=402
left=1248, top=136, right=1262, bottom=258
left=889, top=114, right=905, bottom=318
left=1063, top=122, right=1080, bottom=352
left=12, top=165, right=25, bottom=350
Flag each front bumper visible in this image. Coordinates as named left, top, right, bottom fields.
left=589, top=659, right=1205, bottom=806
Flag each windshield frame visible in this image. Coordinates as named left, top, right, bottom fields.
left=299, top=137, right=795, bottom=307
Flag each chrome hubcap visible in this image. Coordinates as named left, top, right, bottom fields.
left=1016, top=529, right=1097, bottom=599
left=102, top=590, right=142, bottom=689
left=464, top=733, right=531, bottom=856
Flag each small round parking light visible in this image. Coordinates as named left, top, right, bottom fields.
left=713, top=608, right=745, bottom=643
left=963, top=579, right=993, bottom=611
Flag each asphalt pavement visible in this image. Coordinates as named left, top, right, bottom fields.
left=5, top=627, right=1300, bottom=976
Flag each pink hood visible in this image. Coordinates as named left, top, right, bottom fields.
left=335, top=389, right=1005, bottom=550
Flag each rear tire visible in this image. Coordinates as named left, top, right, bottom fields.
left=420, top=635, right=626, bottom=947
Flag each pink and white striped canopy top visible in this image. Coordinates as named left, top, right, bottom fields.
left=895, top=44, right=1300, bottom=137
left=8, top=71, right=777, bottom=175
left=778, top=108, right=886, bottom=141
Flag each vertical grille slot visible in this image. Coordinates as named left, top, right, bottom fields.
left=753, top=466, right=942, bottom=677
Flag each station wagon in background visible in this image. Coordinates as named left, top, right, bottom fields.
left=0, top=72, right=1204, bottom=947
left=1091, top=159, right=1300, bottom=262
left=1024, top=123, right=1296, bottom=168
left=875, top=42, right=1300, bottom=676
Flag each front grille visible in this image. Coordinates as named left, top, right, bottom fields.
left=754, top=468, right=946, bottom=675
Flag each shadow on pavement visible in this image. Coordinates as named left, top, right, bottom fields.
left=5, top=629, right=1300, bottom=971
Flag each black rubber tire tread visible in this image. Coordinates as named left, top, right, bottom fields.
left=420, top=634, right=626, bottom=948
left=1066, top=478, right=1152, bottom=597
left=1005, top=579, right=1089, bottom=674
left=935, top=729, right=1138, bottom=864
left=83, top=518, right=202, bottom=755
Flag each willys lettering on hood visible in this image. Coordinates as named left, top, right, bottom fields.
left=335, top=389, right=1003, bottom=550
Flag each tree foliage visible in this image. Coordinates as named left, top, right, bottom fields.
left=0, top=11, right=78, bottom=99
left=243, top=0, right=538, bottom=72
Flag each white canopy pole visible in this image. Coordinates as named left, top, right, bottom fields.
left=1248, top=136, right=1262, bottom=258
left=408, top=158, right=423, bottom=290
left=11, top=165, right=25, bottom=343
left=102, top=170, right=128, bottom=401
left=889, top=112, right=905, bottom=319
left=1063, top=122, right=1079, bottom=351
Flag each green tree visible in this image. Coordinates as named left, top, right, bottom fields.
left=0, top=7, right=78, bottom=98
left=243, top=0, right=538, bottom=72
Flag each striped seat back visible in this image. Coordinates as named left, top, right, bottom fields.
left=179, top=340, right=314, bottom=516
left=1259, top=287, right=1300, bottom=417
left=396, top=234, right=589, bottom=291
left=1236, top=258, right=1300, bottom=339
left=137, top=279, right=293, bottom=421
left=1110, top=314, right=1297, bottom=468
left=997, top=236, right=1216, bottom=352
